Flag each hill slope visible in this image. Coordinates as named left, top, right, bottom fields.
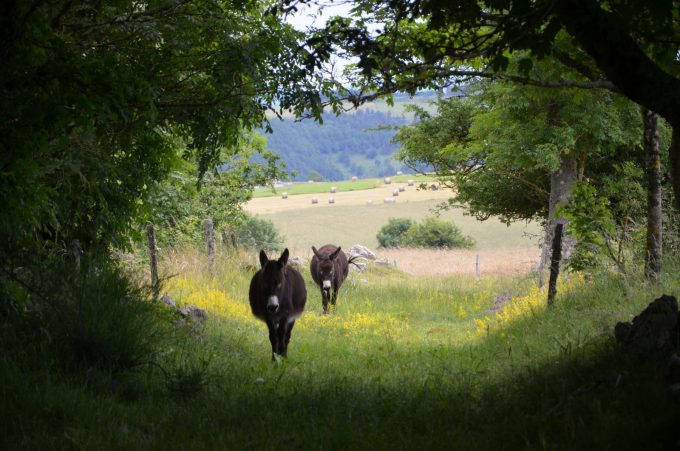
left=262, top=93, right=438, bottom=181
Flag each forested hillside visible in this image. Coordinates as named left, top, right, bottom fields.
left=264, top=102, right=422, bottom=181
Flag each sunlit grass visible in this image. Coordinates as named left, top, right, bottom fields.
left=6, top=247, right=678, bottom=449
left=251, top=175, right=439, bottom=198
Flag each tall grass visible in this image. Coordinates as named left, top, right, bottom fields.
left=2, top=247, right=679, bottom=449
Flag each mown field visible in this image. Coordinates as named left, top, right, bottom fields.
left=248, top=176, right=541, bottom=276
left=252, top=175, right=437, bottom=198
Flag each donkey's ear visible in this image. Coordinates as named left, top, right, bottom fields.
left=278, top=248, right=289, bottom=266
left=330, top=246, right=342, bottom=260
left=311, top=246, right=321, bottom=258
left=259, top=250, right=268, bottom=268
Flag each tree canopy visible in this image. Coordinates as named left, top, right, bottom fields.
left=0, top=0, right=327, bottom=262
left=300, top=0, right=680, bottom=205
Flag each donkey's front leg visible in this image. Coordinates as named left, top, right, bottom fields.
left=331, top=285, right=339, bottom=310
left=267, top=319, right=279, bottom=361
left=321, top=289, right=330, bottom=314
left=276, top=317, right=289, bottom=357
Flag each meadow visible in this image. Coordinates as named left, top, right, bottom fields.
left=4, top=182, right=679, bottom=450
left=7, top=248, right=676, bottom=449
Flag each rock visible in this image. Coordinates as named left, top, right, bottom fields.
left=281, top=192, right=288, bottom=199
left=384, top=177, right=391, bottom=184
left=330, top=186, right=337, bottom=193
left=487, top=292, right=513, bottom=314
left=177, top=305, right=208, bottom=324
left=668, top=354, right=680, bottom=399
left=615, top=294, right=678, bottom=356
left=350, top=262, right=367, bottom=272
left=159, top=294, right=177, bottom=308
left=349, top=244, right=377, bottom=261
left=328, top=197, right=335, bottom=204
left=311, top=196, right=319, bottom=204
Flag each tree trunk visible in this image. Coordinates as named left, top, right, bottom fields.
left=538, top=152, right=579, bottom=286
left=146, top=223, right=159, bottom=298
left=642, top=107, right=663, bottom=280
left=548, top=223, right=564, bottom=306
left=671, top=127, right=680, bottom=209
left=204, top=218, right=215, bottom=263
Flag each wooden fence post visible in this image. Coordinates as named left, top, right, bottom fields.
left=547, top=223, right=564, bottom=306
left=204, top=218, right=215, bottom=262
left=146, top=223, right=159, bottom=298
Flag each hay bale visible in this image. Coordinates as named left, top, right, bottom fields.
left=351, top=176, right=358, bottom=181
left=384, top=177, right=391, bottom=184
left=398, top=185, right=405, bottom=192
left=281, top=192, right=288, bottom=199
left=407, top=179, right=414, bottom=186
left=384, top=197, right=396, bottom=204
left=366, top=199, right=373, bottom=205
left=328, top=197, right=335, bottom=204
left=330, top=186, right=337, bottom=193
left=392, top=189, right=399, bottom=196
left=311, top=197, right=319, bottom=204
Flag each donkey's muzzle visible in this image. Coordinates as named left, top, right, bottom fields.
left=267, top=296, right=279, bottom=313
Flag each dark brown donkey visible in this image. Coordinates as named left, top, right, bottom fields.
left=310, top=244, right=349, bottom=314
left=249, top=249, right=307, bottom=361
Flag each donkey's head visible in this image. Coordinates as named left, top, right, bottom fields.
left=258, top=248, right=289, bottom=314
left=312, top=246, right=341, bottom=293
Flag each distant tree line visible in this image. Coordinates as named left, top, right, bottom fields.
left=264, top=108, right=412, bottom=180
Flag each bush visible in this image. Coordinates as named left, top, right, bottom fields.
left=234, top=215, right=284, bottom=251
left=402, top=217, right=476, bottom=249
left=377, top=217, right=415, bottom=247
left=0, top=251, right=173, bottom=373
left=54, top=258, right=172, bottom=372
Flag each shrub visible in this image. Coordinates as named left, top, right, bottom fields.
left=402, top=217, right=476, bottom=249
left=234, top=215, right=284, bottom=251
left=54, top=258, right=172, bottom=372
left=377, top=217, right=415, bottom=247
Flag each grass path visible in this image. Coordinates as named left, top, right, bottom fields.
left=5, top=249, right=679, bottom=449
left=155, top=251, right=680, bottom=449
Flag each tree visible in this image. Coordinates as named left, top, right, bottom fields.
left=393, top=58, right=641, bottom=275
left=642, top=108, right=663, bottom=280
left=145, top=132, right=287, bottom=247
left=0, top=0, right=327, bottom=262
left=299, top=0, right=680, bottom=207
left=0, top=0, right=334, bottom=319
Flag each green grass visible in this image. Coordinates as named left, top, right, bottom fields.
left=252, top=175, right=438, bottom=198
left=253, top=179, right=379, bottom=198
left=3, top=250, right=679, bottom=449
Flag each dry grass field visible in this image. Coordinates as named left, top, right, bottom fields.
left=245, top=181, right=542, bottom=276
